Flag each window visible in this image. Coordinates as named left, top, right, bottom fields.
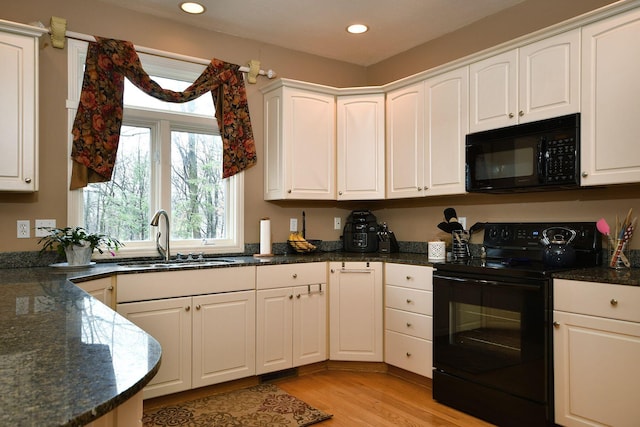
left=67, top=40, right=244, bottom=257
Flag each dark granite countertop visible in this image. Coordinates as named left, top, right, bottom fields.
left=0, top=267, right=161, bottom=426
left=1, top=250, right=637, bottom=426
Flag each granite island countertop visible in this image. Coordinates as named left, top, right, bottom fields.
left=1, top=251, right=637, bottom=426
left=0, top=267, right=161, bottom=426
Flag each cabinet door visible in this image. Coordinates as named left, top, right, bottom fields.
left=336, top=93, right=385, bottom=200
left=329, top=262, right=383, bottom=361
left=292, top=284, right=327, bottom=367
left=554, top=311, right=640, bottom=427
left=470, top=49, right=518, bottom=132
left=386, top=82, right=425, bottom=199
left=256, top=287, right=294, bottom=374
left=424, top=67, right=468, bottom=196
left=192, top=291, right=255, bottom=388
left=75, top=277, right=115, bottom=308
left=581, top=9, right=640, bottom=186
left=518, top=29, right=580, bottom=124
left=0, top=30, right=39, bottom=191
left=117, top=297, right=192, bottom=398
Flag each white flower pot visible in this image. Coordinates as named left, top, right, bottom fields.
left=64, top=242, right=93, bottom=266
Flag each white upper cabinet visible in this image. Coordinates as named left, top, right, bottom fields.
left=386, top=82, right=425, bottom=199
left=424, top=67, right=468, bottom=196
left=262, top=80, right=336, bottom=200
left=470, top=29, right=580, bottom=132
left=0, top=20, right=46, bottom=192
left=336, top=92, right=385, bottom=200
left=580, top=7, right=640, bottom=186
left=387, top=67, right=468, bottom=199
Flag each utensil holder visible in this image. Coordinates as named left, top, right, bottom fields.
left=452, top=230, right=470, bottom=260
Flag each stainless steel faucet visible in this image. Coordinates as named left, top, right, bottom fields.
left=150, top=209, right=170, bottom=262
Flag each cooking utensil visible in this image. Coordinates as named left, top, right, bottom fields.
left=597, top=217, right=630, bottom=267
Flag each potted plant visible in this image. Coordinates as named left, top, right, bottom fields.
left=38, top=226, right=123, bottom=266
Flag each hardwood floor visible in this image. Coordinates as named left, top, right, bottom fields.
left=276, top=369, right=496, bottom=427
left=144, top=367, right=495, bottom=426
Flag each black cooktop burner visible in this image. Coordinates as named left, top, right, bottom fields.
left=434, top=221, right=602, bottom=280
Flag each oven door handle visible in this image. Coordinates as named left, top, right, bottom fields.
left=435, top=275, right=543, bottom=290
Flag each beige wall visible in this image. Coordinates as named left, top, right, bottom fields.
left=2, top=0, right=638, bottom=254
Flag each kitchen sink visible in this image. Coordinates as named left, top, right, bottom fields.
left=119, top=257, right=244, bottom=269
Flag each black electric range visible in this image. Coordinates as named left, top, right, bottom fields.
left=432, top=222, right=601, bottom=427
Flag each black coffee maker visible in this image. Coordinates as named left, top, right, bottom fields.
left=343, top=210, right=378, bottom=252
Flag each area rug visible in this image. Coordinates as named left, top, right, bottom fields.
left=142, top=383, right=332, bottom=427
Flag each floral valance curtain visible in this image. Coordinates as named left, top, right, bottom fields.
left=70, top=36, right=256, bottom=190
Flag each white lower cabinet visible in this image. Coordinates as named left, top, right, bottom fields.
left=329, top=262, right=383, bottom=361
left=116, top=267, right=256, bottom=399
left=74, top=276, right=116, bottom=309
left=256, top=263, right=327, bottom=374
left=553, top=279, right=640, bottom=427
left=384, top=264, right=433, bottom=378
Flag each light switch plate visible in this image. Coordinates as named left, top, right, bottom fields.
left=289, top=218, right=298, bottom=232
left=35, top=219, right=57, bottom=237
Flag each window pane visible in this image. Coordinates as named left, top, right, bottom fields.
left=83, top=126, right=152, bottom=241
left=123, top=76, right=214, bottom=116
left=171, top=131, right=226, bottom=240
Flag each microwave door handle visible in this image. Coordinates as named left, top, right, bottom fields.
left=537, top=138, right=546, bottom=183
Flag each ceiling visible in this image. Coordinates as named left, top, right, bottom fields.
left=98, top=0, right=526, bottom=66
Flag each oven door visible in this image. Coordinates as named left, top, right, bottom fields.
left=433, top=273, right=549, bottom=404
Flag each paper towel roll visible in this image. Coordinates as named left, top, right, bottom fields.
left=259, top=218, right=271, bottom=255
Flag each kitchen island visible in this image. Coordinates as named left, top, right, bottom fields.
left=0, top=267, right=161, bottom=426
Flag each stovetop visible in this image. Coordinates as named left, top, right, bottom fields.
left=435, top=221, right=602, bottom=280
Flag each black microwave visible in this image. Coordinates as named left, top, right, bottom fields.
left=466, top=113, right=580, bottom=193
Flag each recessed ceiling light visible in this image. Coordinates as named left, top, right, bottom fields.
left=347, top=24, right=369, bottom=34
left=180, top=2, right=206, bottom=14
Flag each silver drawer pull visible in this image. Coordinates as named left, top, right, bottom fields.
left=340, top=269, right=372, bottom=274
left=610, top=298, right=618, bottom=306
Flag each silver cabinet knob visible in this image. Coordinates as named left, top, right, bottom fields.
left=553, top=321, right=560, bottom=328
left=406, top=299, right=412, bottom=304
left=406, top=322, right=412, bottom=328
left=406, top=352, right=412, bottom=357
left=518, top=110, right=524, bottom=117
left=289, top=294, right=293, bottom=300
left=581, top=171, right=588, bottom=178
left=338, top=191, right=343, bottom=195
left=292, top=273, right=297, bottom=278
left=296, top=294, right=301, bottom=299
left=287, top=189, right=292, bottom=193
left=24, top=177, right=32, bottom=183
left=610, top=298, right=618, bottom=306
left=107, top=286, right=113, bottom=291
left=196, top=305, right=201, bottom=310
left=509, top=112, right=514, bottom=118
left=406, top=275, right=412, bottom=281
left=185, top=306, right=191, bottom=311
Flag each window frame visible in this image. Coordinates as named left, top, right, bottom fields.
left=66, top=39, right=245, bottom=258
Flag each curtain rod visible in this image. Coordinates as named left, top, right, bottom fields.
left=46, top=16, right=276, bottom=83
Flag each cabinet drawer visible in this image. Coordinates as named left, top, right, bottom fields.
left=385, top=263, right=433, bottom=290
left=257, top=262, right=326, bottom=289
left=385, top=285, right=432, bottom=315
left=385, top=308, right=432, bottom=340
left=384, top=330, right=432, bottom=378
left=554, top=279, right=640, bottom=323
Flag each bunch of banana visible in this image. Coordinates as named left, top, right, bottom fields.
left=288, top=232, right=317, bottom=252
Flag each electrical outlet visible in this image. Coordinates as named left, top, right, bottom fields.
left=458, top=216, right=467, bottom=230
left=17, top=220, right=30, bottom=238
left=334, top=217, right=342, bottom=230
left=289, top=218, right=298, bottom=232
left=35, top=219, right=56, bottom=237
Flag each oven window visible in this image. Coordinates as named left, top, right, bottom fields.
left=450, top=302, right=521, bottom=359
